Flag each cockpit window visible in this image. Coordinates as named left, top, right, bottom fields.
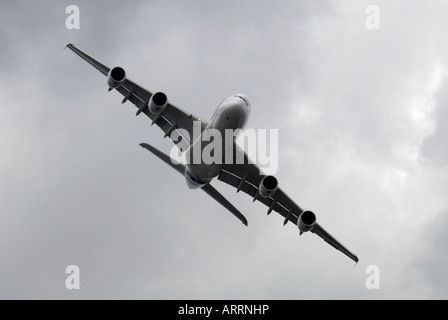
left=235, top=95, right=248, bottom=106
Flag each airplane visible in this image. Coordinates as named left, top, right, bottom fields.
left=66, top=44, right=359, bottom=264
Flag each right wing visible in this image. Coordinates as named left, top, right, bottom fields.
left=218, top=144, right=359, bottom=263
left=66, top=44, right=205, bottom=152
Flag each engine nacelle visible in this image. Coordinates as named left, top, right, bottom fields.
left=107, top=67, right=126, bottom=89
left=298, top=210, right=317, bottom=233
left=259, top=175, right=278, bottom=198
left=149, top=92, right=168, bottom=114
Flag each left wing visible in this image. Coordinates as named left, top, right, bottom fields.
left=219, top=145, right=359, bottom=263
left=66, top=44, right=205, bottom=152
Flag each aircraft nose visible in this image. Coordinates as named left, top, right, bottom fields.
left=235, top=94, right=250, bottom=107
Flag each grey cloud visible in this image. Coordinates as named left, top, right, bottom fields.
left=1, top=0, right=448, bottom=299
left=422, top=80, right=448, bottom=166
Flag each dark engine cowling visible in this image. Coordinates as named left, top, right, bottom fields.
left=149, top=92, right=168, bottom=114
left=259, top=175, right=278, bottom=198
left=298, top=210, right=317, bottom=233
left=107, top=66, right=126, bottom=89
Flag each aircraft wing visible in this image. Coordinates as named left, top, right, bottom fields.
left=67, top=44, right=358, bottom=263
left=66, top=44, right=205, bottom=152
left=218, top=146, right=359, bottom=263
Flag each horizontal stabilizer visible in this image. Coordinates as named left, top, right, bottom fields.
left=139, top=143, right=184, bottom=175
left=202, top=184, right=248, bottom=226
left=140, top=142, right=247, bottom=226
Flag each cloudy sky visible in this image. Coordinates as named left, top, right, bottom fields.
left=1, top=0, right=447, bottom=299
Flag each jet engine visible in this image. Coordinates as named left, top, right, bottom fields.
left=259, top=175, right=278, bottom=198
left=149, top=92, right=168, bottom=114
left=298, top=210, right=317, bottom=233
left=107, top=66, right=126, bottom=89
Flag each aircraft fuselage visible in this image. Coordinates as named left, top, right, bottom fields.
left=185, top=94, right=251, bottom=189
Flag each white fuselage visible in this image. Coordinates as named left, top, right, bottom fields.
left=185, top=94, right=251, bottom=189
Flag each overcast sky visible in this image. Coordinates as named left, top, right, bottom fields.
left=1, top=0, right=447, bottom=299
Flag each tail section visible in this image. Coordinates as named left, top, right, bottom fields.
left=139, top=142, right=247, bottom=226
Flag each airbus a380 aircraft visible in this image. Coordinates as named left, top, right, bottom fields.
left=66, top=44, right=359, bottom=263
